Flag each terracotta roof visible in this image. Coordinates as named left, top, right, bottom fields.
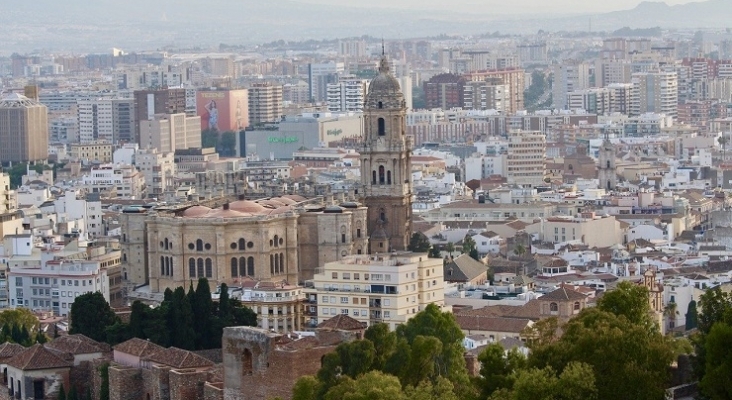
left=0, top=342, right=25, bottom=360
left=454, top=315, right=531, bottom=333
left=540, top=286, right=587, bottom=302
left=45, top=334, right=110, bottom=355
left=143, top=347, right=215, bottom=369
left=6, top=344, right=72, bottom=371
left=444, top=254, right=487, bottom=283
left=113, top=337, right=165, bottom=357
left=456, top=299, right=543, bottom=321
left=316, top=314, right=365, bottom=331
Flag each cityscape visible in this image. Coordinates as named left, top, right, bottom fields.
left=2, top=0, right=732, bottom=399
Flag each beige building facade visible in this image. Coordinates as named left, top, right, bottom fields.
left=0, top=94, right=48, bottom=164
left=139, top=113, right=202, bottom=153
left=507, top=130, right=546, bottom=188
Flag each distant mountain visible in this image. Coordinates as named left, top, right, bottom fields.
left=2, top=0, right=732, bottom=54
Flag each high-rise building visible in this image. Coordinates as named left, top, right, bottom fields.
left=506, top=130, right=546, bottom=188
left=77, top=98, right=135, bottom=144
left=361, top=55, right=412, bottom=253
left=607, top=83, right=634, bottom=115
left=133, top=88, right=188, bottom=140
left=139, top=113, right=202, bottom=153
left=326, top=77, right=369, bottom=112
left=0, top=94, right=49, bottom=164
left=567, top=88, right=612, bottom=115
left=424, top=73, right=465, bottom=110
left=552, top=62, right=591, bottom=110
left=631, top=71, right=678, bottom=119
left=464, top=68, right=526, bottom=114
left=595, top=60, right=632, bottom=87
left=247, top=83, right=283, bottom=125
left=308, top=62, right=345, bottom=102
left=463, top=80, right=509, bottom=112
left=135, top=148, right=175, bottom=197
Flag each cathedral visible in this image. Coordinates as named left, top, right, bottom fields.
left=360, top=54, right=413, bottom=254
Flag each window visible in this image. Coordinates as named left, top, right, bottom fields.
left=384, top=299, right=391, bottom=306
left=384, top=311, right=391, bottom=318
left=379, top=166, right=385, bottom=184
left=205, top=258, right=213, bottom=278
left=332, top=272, right=338, bottom=279
left=247, top=257, right=255, bottom=276
left=378, top=117, right=385, bottom=136
left=341, top=233, right=346, bottom=243
left=343, top=273, right=351, bottom=280
left=322, top=296, right=329, bottom=303
left=197, top=258, right=204, bottom=278
left=238, top=238, right=246, bottom=251
left=356, top=229, right=361, bottom=238
left=330, top=308, right=336, bottom=315
left=573, top=302, right=581, bottom=311
left=550, top=302, right=558, bottom=312
left=189, top=258, right=196, bottom=277
left=387, top=170, right=392, bottom=184
left=196, top=239, right=203, bottom=251
left=330, top=296, right=336, bottom=303
left=341, top=309, right=349, bottom=315
left=239, top=257, right=246, bottom=277
left=231, top=258, right=238, bottom=277
left=340, top=297, right=348, bottom=304
left=353, top=310, right=359, bottom=316
left=354, top=273, right=360, bottom=280
left=322, top=308, right=329, bottom=315
left=372, top=170, right=377, bottom=184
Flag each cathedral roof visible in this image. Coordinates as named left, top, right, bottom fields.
left=366, top=55, right=403, bottom=106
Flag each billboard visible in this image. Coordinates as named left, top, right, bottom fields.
left=196, top=89, right=248, bottom=132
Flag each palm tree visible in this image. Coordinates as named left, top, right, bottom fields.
left=718, top=135, right=728, bottom=162
left=514, top=243, right=527, bottom=258
left=445, top=242, right=455, bottom=259
left=664, top=302, right=678, bottom=330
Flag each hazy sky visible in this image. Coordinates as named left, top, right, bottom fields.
left=294, top=0, right=703, bottom=14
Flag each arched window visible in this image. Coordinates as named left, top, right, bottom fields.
left=274, top=253, right=280, bottom=273
left=247, top=257, right=254, bottom=276
left=164, top=238, right=169, bottom=250
left=378, top=117, right=385, bottom=136
left=378, top=101, right=383, bottom=109
left=197, top=258, right=204, bottom=278
left=160, top=256, right=165, bottom=276
left=379, top=166, right=385, bottom=184
left=573, top=301, right=581, bottom=311
left=196, top=239, right=203, bottom=252
left=270, top=255, right=275, bottom=275
left=606, top=160, right=610, bottom=168
left=380, top=209, right=386, bottom=222
left=549, top=302, right=558, bottom=312
left=238, top=238, right=246, bottom=251
left=279, top=253, right=284, bottom=274
left=189, top=258, right=196, bottom=277
left=387, top=170, right=392, bottom=184
left=372, top=170, right=377, bottom=184
left=165, top=257, right=171, bottom=276
left=231, top=258, right=238, bottom=277
left=239, top=257, right=246, bottom=277
left=205, top=258, right=213, bottom=278
left=274, top=235, right=279, bottom=247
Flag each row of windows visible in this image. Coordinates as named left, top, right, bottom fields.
left=25, top=277, right=90, bottom=287
left=271, top=253, right=285, bottom=275
left=160, top=256, right=174, bottom=277
left=322, top=308, right=391, bottom=318
left=186, top=237, right=283, bottom=252
left=232, top=257, right=255, bottom=277
left=188, top=258, right=213, bottom=278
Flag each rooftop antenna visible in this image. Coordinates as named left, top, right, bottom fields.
left=382, top=38, right=385, bottom=56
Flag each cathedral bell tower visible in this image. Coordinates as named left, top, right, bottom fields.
left=597, top=133, right=617, bottom=191
left=361, top=54, right=412, bottom=254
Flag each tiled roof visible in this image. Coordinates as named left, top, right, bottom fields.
left=6, top=344, right=72, bottom=371
left=316, top=314, right=365, bottom=331
left=540, top=286, right=587, bottom=302
left=454, top=315, right=531, bottom=333
left=143, top=347, right=215, bottom=369
left=444, top=254, right=487, bottom=283
left=0, top=342, right=25, bottom=360
left=45, top=334, right=110, bottom=355
left=113, top=337, right=165, bottom=357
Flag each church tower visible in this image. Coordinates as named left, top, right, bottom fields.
left=597, top=134, right=617, bottom=191
left=361, top=54, right=412, bottom=254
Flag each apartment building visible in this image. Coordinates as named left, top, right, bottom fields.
left=551, top=62, right=591, bottom=110
left=326, top=78, right=369, bottom=113
left=507, top=130, right=546, bottom=188
left=247, top=83, right=283, bottom=125
left=305, top=253, right=447, bottom=330
left=139, top=113, right=202, bottom=153
left=77, top=98, right=135, bottom=144
left=0, top=94, right=48, bottom=163
left=134, top=148, right=175, bottom=197
left=631, top=71, right=678, bottom=119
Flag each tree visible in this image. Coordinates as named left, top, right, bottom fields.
left=686, top=300, right=699, bottom=330
left=700, top=322, right=732, bottom=398
left=719, top=135, right=728, bottom=161
left=428, top=246, right=441, bottom=259
left=104, top=321, right=131, bottom=345
left=513, top=244, right=526, bottom=258
left=69, top=292, right=119, bottom=343
left=201, top=129, right=219, bottom=148
left=58, top=385, right=67, bottom=400
left=168, top=287, right=196, bottom=350
left=445, top=242, right=455, bottom=258
left=67, top=385, right=78, bottom=400
left=596, top=281, right=654, bottom=330
left=336, top=339, right=376, bottom=378
left=35, top=327, right=47, bottom=344
left=324, top=371, right=405, bottom=400
left=219, top=131, right=237, bottom=156
left=475, top=343, right=527, bottom=398
left=127, top=301, right=149, bottom=339
left=495, top=362, right=597, bottom=400
left=364, top=323, right=396, bottom=370
left=408, top=232, right=432, bottom=253
left=403, top=377, right=459, bottom=400
left=461, top=235, right=479, bottom=261
left=0, top=309, right=39, bottom=332
left=193, top=278, right=214, bottom=349
left=99, top=363, right=110, bottom=400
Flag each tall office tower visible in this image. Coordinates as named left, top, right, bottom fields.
left=360, top=55, right=412, bottom=253
left=552, top=62, right=591, bottom=110
left=77, top=98, right=135, bottom=144
left=326, top=77, right=369, bottom=112
left=424, top=73, right=466, bottom=110
left=464, top=68, right=526, bottom=114
left=567, top=88, right=612, bottom=115
left=506, top=130, right=546, bottom=188
left=607, top=83, right=634, bottom=114
left=308, top=62, right=345, bottom=102
left=631, top=71, right=678, bottom=119
left=133, top=88, right=188, bottom=139
left=595, top=59, right=632, bottom=87
left=247, top=83, right=284, bottom=125
left=0, top=94, right=48, bottom=164
left=463, top=79, right=508, bottom=112
left=139, top=113, right=202, bottom=153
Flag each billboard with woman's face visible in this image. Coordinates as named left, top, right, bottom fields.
left=197, top=89, right=248, bottom=132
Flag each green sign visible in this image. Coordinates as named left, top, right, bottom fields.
left=268, top=136, right=299, bottom=144
left=327, top=129, right=343, bottom=136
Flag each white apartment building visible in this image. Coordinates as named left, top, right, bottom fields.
left=248, top=83, right=283, bottom=125
left=595, top=60, right=632, bottom=87
left=631, top=71, right=678, bottom=119
left=465, top=154, right=506, bottom=181
left=77, top=98, right=135, bottom=144
left=53, top=190, right=103, bottom=239
left=82, top=164, right=145, bottom=199
left=309, top=62, right=345, bottom=102
left=507, top=130, right=546, bottom=188
left=567, top=88, right=612, bottom=115
left=607, top=83, right=634, bottom=115
left=305, top=253, right=447, bottom=330
left=552, top=62, right=591, bottom=110
left=135, top=148, right=175, bottom=197
left=0, top=173, right=15, bottom=213
left=139, top=113, right=202, bottom=153
left=326, top=78, right=369, bottom=113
